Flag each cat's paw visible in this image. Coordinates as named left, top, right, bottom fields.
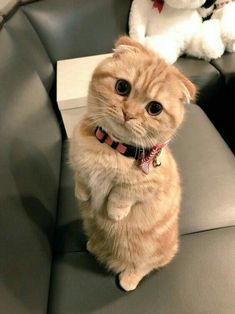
left=75, top=185, right=89, bottom=202
left=107, top=206, right=130, bottom=222
left=119, top=271, right=141, bottom=292
left=86, top=240, right=94, bottom=255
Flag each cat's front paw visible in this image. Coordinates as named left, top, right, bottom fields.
left=107, top=206, right=130, bottom=222
left=75, top=185, right=90, bottom=202
left=119, top=271, right=141, bottom=291
left=86, top=240, right=95, bottom=255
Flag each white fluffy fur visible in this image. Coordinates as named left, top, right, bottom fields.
left=129, top=0, right=235, bottom=63
left=210, top=1, right=235, bottom=52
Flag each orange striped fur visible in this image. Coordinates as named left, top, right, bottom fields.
left=69, top=36, right=196, bottom=291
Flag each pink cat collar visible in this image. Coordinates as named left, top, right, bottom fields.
left=95, top=126, right=170, bottom=174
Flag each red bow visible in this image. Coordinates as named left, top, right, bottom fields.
left=152, top=0, right=164, bottom=13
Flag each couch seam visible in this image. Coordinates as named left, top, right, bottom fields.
left=210, top=61, right=226, bottom=83
left=20, top=4, right=54, bottom=64
left=46, top=139, right=67, bottom=314
left=181, top=224, right=235, bottom=237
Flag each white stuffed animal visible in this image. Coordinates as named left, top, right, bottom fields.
left=129, top=0, right=235, bottom=63
left=198, top=0, right=235, bottom=52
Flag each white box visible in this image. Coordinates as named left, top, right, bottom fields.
left=60, top=107, right=87, bottom=138
left=57, top=53, right=112, bottom=137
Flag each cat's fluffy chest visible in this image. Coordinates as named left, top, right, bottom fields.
left=72, top=125, right=172, bottom=210
left=73, top=138, right=117, bottom=210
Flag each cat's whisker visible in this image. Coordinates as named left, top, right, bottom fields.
left=88, top=111, right=109, bottom=124
left=86, top=116, right=103, bottom=126
left=89, top=95, right=110, bottom=107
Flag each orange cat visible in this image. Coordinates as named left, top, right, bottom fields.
left=69, top=36, right=196, bottom=291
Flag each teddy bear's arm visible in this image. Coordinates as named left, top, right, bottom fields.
left=129, top=0, right=150, bottom=43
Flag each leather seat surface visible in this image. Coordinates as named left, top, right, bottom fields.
left=49, top=227, right=235, bottom=314
left=171, top=105, right=235, bottom=235
left=0, top=4, right=54, bottom=91
left=0, top=19, right=61, bottom=314
left=212, top=53, right=235, bottom=79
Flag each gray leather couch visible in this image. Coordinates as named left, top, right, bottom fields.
left=0, top=1, right=235, bottom=313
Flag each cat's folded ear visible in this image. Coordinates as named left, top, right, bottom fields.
left=174, top=68, right=197, bottom=104
left=113, top=35, right=148, bottom=56
left=114, top=36, right=196, bottom=103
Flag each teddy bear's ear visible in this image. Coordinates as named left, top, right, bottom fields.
left=113, top=36, right=147, bottom=55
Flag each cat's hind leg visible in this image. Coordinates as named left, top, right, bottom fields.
left=119, top=244, right=178, bottom=292
left=119, top=266, right=153, bottom=291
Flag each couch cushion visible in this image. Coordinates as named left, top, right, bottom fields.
left=54, top=143, right=86, bottom=253
left=48, top=227, right=235, bottom=314
left=3, top=7, right=54, bottom=91
left=210, top=53, right=235, bottom=152
left=212, top=52, right=235, bottom=81
left=171, top=105, right=235, bottom=235
left=0, top=250, right=51, bottom=314
left=0, top=24, right=61, bottom=313
left=55, top=104, right=235, bottom=253
left=22, top=0, right=133, bottom=63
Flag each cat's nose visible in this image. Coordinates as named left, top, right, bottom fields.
left=122, top=109, right=134, bottom=121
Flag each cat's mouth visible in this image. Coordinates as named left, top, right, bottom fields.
left=105, top=112, right=127, bottom=127
left=102, top=114, right=146, bottom=144
left=103, top=116, right=130, bottom=139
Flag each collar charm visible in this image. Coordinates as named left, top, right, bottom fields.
left=138, top=140, right=170, bottom=175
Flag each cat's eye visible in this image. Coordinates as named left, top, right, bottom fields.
left=115, top=79, right=131, bottom=96
left=145, top=101, right=163, bottom=116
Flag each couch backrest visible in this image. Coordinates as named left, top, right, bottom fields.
left=22, top=0, right=133, bottom=63
left=0, top=2, right=61, bottom=313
